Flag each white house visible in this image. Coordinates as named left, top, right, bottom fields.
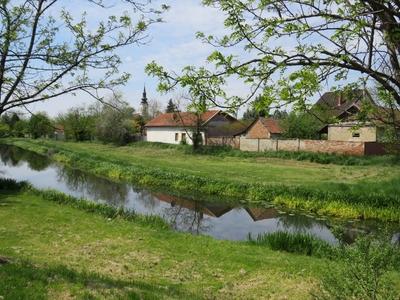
left=145, top=110, right=244, bottom=145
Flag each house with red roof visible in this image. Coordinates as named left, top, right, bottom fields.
left=145, top=110, right=245, bottom=145
left=237, top=117, right=282, bottom=139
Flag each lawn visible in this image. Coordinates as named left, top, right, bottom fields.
left=0, top=188, right=326, bottom=299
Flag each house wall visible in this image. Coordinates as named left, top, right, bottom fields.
left=146, top=127, right=205, bottom=145
left=328, top=125, right=377, bottom=142
left=245, top=119, right=271, bottom=139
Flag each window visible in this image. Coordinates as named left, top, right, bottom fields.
left=181, top=133, right=186, bottom=141
left=175, top=133, right=179, bottom=141
left=352, top=132, right=360, bottom=138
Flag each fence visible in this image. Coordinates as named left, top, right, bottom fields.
left=206, top=136, right=240, bottom=148
left=239, top=137, right=391, bottom=156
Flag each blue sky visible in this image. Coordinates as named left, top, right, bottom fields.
left=26, top=0, right=365, bottom=117
left=29, top=0, right=234, bottom=116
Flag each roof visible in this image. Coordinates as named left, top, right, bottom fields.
left=258, top=117, right=282, bottom=134
left=236, top=117, right=282, bottom=136
left=313, top=89, right=375, bottom=120
left=145, top=110, right=236, bottom=127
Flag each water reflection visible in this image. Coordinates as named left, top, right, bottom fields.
left=0, top=144, right=399, bottom=243
left=57, top=167, right=129, bottom=207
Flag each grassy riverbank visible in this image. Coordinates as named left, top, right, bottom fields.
left=0, top=183, right=330, bottom=299
left=1, top=138, right=400, bottom=221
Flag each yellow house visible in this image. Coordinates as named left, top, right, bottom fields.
left=327, top=122, right=384, bottom=142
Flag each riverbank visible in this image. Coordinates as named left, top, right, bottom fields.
left=0, top=182, right=329, bottom=299
left=1, top=138, right=400, bottom=222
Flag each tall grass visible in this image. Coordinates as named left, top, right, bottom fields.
left=248, top=231, right=334, bottom=257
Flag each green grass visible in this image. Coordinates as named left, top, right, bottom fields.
left=248, top=231, right=335, bottom=258
left=2, top=138, right=400, bottom=222
left=0, top=184, right=331, bottom=299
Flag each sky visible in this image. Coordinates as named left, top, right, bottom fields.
left=24, top=0, right=365, bottom=117
left=28, top=0, right=236, bottom=117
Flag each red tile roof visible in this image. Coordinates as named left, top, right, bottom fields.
left=259, top=117, right=282, bottom=134
left=145, top=110, right=221, bottom=127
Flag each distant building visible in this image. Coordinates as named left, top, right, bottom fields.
left=315, top=90, right=397, bottom=142
left=313, top=89, right=376, bottom=122
left=327, top=121, right=385, bottom=142
left=237, top=117, right=282, bottom=139
left=145, top=110, right=244, bottom=145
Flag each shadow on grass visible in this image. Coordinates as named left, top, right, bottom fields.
left=0, top=191, right=21, bottom=208
left=0, top=260, right=204, bottom=299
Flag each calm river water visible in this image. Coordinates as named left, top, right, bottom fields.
left=0, top=144, right=398, bottom=243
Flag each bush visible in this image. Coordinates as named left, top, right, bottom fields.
left=314, top=235, right=400, bottom=300
left=248, top=231, right=334, bottom=257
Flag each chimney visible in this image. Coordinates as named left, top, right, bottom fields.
left=337, top=92, right=343, bottom=106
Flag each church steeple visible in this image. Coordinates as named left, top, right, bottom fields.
left=141, top=85, right=149, bottom=119
left=141, top=86, right=148, bottom=105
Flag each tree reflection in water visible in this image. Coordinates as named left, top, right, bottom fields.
left=56, top=167, right=129, bottom=207
left=0, top=145, right=51, bottom=170
left=134, top=189, right=161, bottom=211
left=277, top=213, right=326, bottom=233
left=164, top=204, right=213, bottom=234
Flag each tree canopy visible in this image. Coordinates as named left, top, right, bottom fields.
left=146, top=0, right=400, bottom=117
left=0, top=0, right=167, bottom=115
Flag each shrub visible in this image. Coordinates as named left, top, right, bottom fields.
left=248, top=231, right=334, bottom=257
left=314, top=235, right=400, bottom=300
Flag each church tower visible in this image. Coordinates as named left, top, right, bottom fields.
left=141, top=86, right=149, bottom=119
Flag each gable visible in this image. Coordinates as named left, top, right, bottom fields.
left=246, top=119, right=271, bottom=139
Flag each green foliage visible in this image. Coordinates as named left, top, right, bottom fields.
left=0, top=1, right=167, bottom=115
left=95, top=97, right=137, bottom=145
left=165, top=99, right=177, bottom=113
left=57, top=107, right=96, bottom=141
left=27, top=113, right=53, bottom=139
left=147, top=0, right=400, bottom=132
left=248, top=231, right=333, bottom=258
left=280, top=112, right=322, bottom=139
left=0, top=122, right=10, bottom=138
left=315, top=235, right=400, bottom=300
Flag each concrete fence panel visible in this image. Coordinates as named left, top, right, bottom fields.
left=277, top=139, right=300, bottom=152
left=259, top=139, right=277, bottom=151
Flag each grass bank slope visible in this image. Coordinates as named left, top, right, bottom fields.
left=0, top=187, right=331, bottom=299
left=1, top=138, right=400, bottom=221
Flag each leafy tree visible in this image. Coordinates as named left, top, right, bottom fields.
left=57, top=107, right=96, bottom=141
left=165, top=99, right=177, bottom=113
left=12, top=119, right=29, bottom=137
left=0, top=0, right=167, bottom=116
left=280, top=112, right=322, bottom=139
left=95, top=97, right=136, bottom=145
left=132, top=114, right=146, bottom=136
left=146, top=1, right=400, bottom=131
left=242, top=107, right=258, bottom=121
left=28, top=112, right=52, bottom=139
left=0, top=122, right=10, bottom=137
